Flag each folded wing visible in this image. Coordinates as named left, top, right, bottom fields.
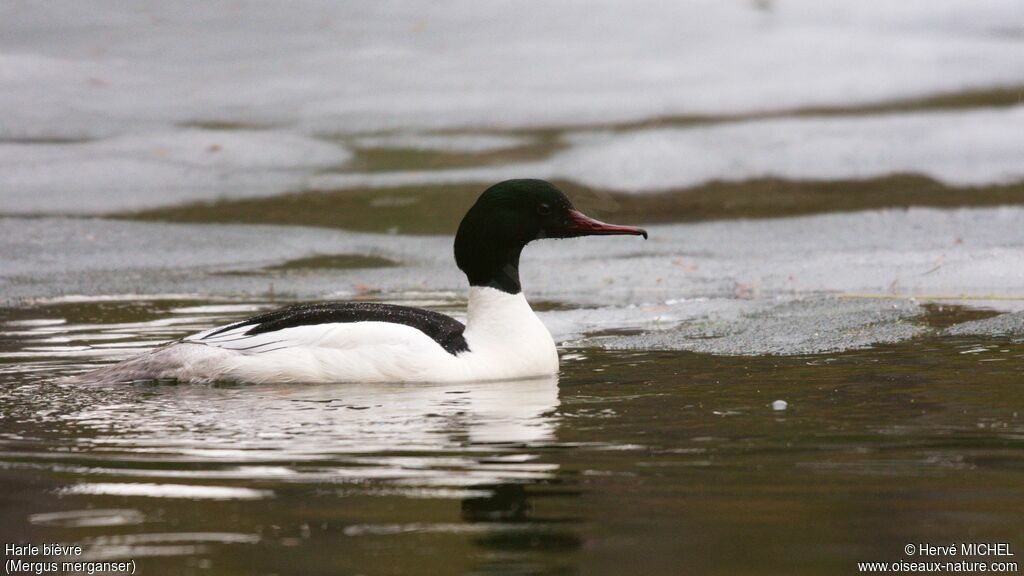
left=184, top=301, right=470, bottom=356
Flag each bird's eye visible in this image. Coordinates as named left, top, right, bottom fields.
left=537, top=203, right=552, bottom=216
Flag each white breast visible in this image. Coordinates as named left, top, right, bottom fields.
left=459, top=286, right=560, bottom=381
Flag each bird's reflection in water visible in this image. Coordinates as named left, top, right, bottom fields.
left=62, top=374, right=564, bottom=461
left=463, top=484, right=534, bottom=523
left=59, top=372, right=568, bottom=487
left=294, top=374, right=584, bottom=559
left=21, top=372, right=582, bottom=570
left=463, top=482, right=583, bottom=549
left=232, top=373, right=565, bottom=456
left=445, top=375, right=582, bottom=562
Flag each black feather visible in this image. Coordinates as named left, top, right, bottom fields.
left=203, top=302, right=469, bottom=356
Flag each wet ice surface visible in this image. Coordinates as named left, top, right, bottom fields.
left=310, top=105, right=1024, bottom=194
left=945, top=311, right=1024, bottom=338
left=600, top=299, right=926, bottom=356
left=0, top=130, right=351, bottom=214
left=13, top=104, right=1024, bottom=214
left=551, top=106, right=1024, bottom=191
left=2, top=0, right=1023, bottom=140
left=3, top=1, right=1024, bottom=214
left=3, top=206, right=1022, bottom=355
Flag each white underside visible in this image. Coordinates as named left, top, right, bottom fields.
left=95, top=287, right=559, bottom=384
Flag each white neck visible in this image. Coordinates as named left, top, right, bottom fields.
left=461, top=286, right=559, bottom=380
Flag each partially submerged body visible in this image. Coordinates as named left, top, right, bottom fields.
left=85, top=287, right=558, bottom=384
left=78, top=180, right=646, bottom=385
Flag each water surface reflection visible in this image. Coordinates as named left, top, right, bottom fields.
left=3, top=299, right=1024, bottom=575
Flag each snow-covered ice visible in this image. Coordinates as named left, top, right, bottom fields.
left=2, top=0, right=1022, bottom=140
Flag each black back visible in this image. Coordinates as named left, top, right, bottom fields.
left=203, top=302, right=469, bottom=355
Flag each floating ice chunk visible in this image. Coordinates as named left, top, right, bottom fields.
left=946, top=312, right=1024, bottom=338
left=0, top=130, right=351, bottom=214
left=601, top=297, right=927, bottom=356
left=772, top=400, right=788, bottom=411
left=308, top=106, right=1024, bottom=194
left=552, top=106, right=1024, bottom=191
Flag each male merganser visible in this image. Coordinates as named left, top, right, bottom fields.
left=84, top=179, right=647, bottom=384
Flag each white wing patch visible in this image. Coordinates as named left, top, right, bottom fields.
left=184, top=323, right=295, bottom=354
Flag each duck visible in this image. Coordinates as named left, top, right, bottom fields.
left=83, top=179, right=647, bottom=384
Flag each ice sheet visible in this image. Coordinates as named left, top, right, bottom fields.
left=309, top=106, right=1024, bottom=193
left=945, top=311, right=1024, bottom=338
left=10, top=104, right=1023, bottom=215
left=553, top=107, right=1024, bottom=191
left=4, top=1, right=1024, bottom=214
left=2, top=0, right=1022, bottom=140
left=3, top=206, right=1021, bottom=354
left=0, top=130, right=351, bottom=213
left=599, top=298, right=927, bottom=356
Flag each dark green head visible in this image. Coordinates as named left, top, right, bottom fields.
left=454, top=179, right=647, bottom=294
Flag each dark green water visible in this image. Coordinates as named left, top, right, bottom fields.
left=1, top=299, right=1021, bottom=575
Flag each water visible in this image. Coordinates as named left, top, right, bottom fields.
left=2, top=299, right=1022, bottom=575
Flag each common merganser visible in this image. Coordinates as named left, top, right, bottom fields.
left=84, top=179, right=647, bottom=384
